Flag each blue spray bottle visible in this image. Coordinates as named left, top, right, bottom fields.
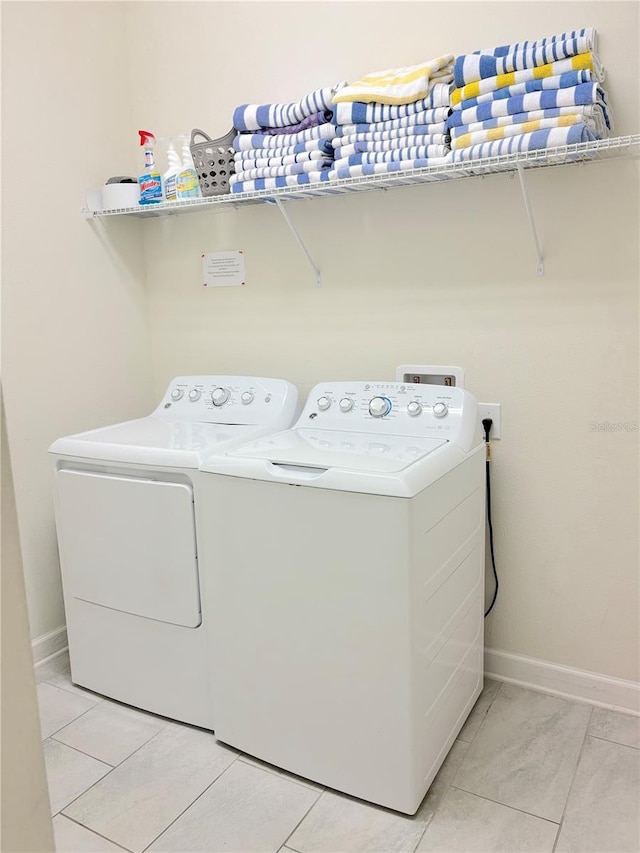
left=138, top=130, right=163, bottom=204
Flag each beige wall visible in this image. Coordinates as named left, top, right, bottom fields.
left=1, top=1, right=638, bottom=686
left=1, top=2, right=154, bottom=640
left=127, top=1, right=639, bottom=682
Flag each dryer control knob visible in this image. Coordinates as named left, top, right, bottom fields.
left=188, top=388, right=201, bottom=401
left=407, top=401, right=422, bottom=417
left=433, top=402, right=448, bottom=418
left=317, top=396, right=332, bottom=411
left=211, top=387, right=230, bottom=407
left=171, top=388, right=184, bottom=401
left=241, top=391, right=254, bottom=405
left=339, top=398, right=354, bottom=412
left=369, top=396, right=392, bottom=418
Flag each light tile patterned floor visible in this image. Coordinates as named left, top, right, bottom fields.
left=36, top=653, right=640, bottom=853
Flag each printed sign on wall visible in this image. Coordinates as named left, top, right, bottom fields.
left=202, top=251, right=246, bottom=287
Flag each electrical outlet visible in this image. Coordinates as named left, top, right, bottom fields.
left=478, top=403, right=502, bottom=439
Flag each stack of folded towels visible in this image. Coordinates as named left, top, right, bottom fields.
left=328, top=56, right=455, bottom=180
left=448, top=27, right=612, bottom=161
left=230, top=84, right=347, bottom=193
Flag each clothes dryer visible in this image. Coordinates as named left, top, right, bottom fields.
left=49, top=376, right=298, bottom=728
left=199, top=380, right=484, bottom=812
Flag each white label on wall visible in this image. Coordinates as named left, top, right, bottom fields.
left=202, top=251, right=246, bottom=287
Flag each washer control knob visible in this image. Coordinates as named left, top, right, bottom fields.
left=211, top=387, right=230, bottom=407
left=407, top=401, right=422, bottom=417
left=171, top=388, right=184, bottom=401
left=433, top=402, right=448, bottom=418
left=339, top=398, right=354, bottom=412
left=369, top=396, right=392, bottom=418
left=317, top=396, right=332, bottom=411
left=188, top=388, right=201, bottom=402
left=241, top=391, right=254, bottom=405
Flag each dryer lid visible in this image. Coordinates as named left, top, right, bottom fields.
left=225, top=428, right=448, bottom=474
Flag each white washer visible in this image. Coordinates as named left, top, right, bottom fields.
left=199, top=380, right=485, bottom=813
left=49, top=375, right=298, bottom=729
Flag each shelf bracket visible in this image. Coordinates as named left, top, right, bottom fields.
left=272, top=196, right=321, bottom=287
left=515, top=164, right=545, bottom=276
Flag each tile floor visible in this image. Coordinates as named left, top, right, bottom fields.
left=36, top=653, right=640, bottom=853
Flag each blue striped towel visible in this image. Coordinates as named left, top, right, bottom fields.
left=232, top=140, right=334, bottom=158
left=457, top=69, right=594, bottom=111
left=335, top=109, right=450, bottom=136
left=332, top=97, right=451, bottom=126
left=450, top=109, right=599, bottom=138
left=473, top=27, right=596, bottom=57
left=446, top=84, right=610, bottom=130
left=334, top=128, right=449, bottom=147
left=233, top=83, right=347, bottom=131
left=234, top=125, right=336, bottom=152
left=233, top=160, right=333, bottom=181
left=234, top=150, right=329, bottom=169
left=451, top=114, right=598, bottom=149
left=230, top=172, right=331, bottom=193
left=454, top=30, right=600, bottom=87
left=328, top=157, right=452, bottom=180
left=333, top=146, right=450, bottom=167
left=334, top=139, right=449, bottom=159
left=451, top=122, right=597, bottom=161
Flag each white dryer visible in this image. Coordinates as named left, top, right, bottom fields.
left=49, top=376, right=298, bottom=729
left=199, top=380, right=485, bottom=813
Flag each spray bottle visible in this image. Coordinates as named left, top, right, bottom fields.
left=163, top=139, right=182, bottom=202
left=138, top=130, right=163, bottom=204
left=176, top=134, right=201, bottom=199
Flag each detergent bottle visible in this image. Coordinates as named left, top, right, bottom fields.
left=176, top=134, right=201, bottom=199
left=163, top=139, right=182, bottom=202
left=138, top=130, right=163, bottom=204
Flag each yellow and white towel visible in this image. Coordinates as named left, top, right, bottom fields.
left=332, top=55, right=455, bottom=105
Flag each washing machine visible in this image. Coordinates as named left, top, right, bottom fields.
left=198, top=380, right=485, bottom=813
left=49, top=375, right=298, bottom=729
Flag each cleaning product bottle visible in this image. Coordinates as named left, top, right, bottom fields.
left=163, top=138, right=182, bottom=202
left=138, top=130, right=163, bottom=204
left=176, top=134, right=201, bottom=199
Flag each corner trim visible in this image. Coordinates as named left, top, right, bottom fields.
left=31, top=626, right=68, bottom=664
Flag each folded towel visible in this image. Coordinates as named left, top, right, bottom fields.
left=454, top=31, right=601, bottom=87
left=261, top=110, right=333, bottom=135
left=231, top=140, right=334, bottom=159
left=234, top=150, right=330, bottom=169
left=451, top=113, right=598, bottom=149
left=333, top=56, right=455, bottom=105
left=333, top=131, right=449, bottom=152
left=335, top=110, right=450, bottom=136
left=233, top=160, right=333, bottom=181
left=451, top=54, right=599, bottom=106
left=230, top=172, right=331, bottom=193
left=456, top=69, right=594, bottom=111
left=334, top=140, right=450, bottom=159
left=333, top=94, right=451, bottom=126
left=234, top=125, right=336, bottom=151
left=233, top=84, right=346, bottom=131
left=451, top=122, right=597, bottom=160
left=447, top=84, right=610, bottom=129
left=473, top=27, right=596, bottom=57
left=449, top=104, right=610, bottom=139
left=333, top=146, right=450, bottom=167
left=328, top=156, right=452, bottom=180
left=334, top=128, right=449, bottom=147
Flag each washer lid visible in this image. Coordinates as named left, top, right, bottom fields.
left=225, top=428, right=448, bottom=474
left=49, top=418, right=260, bottom=468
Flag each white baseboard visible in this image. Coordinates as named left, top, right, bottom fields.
left=485, top=647, right=640, bottom=716
left=32, top=626, right=68, bottom=665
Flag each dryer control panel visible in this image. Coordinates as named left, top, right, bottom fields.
left=153, top=376, right=298, bottom=426
left=296, top=381, right=479, bottom=449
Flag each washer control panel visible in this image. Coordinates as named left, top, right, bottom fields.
left=299, top=381, right=473, bottom=439
left=154, top=376, right=298, bottom=425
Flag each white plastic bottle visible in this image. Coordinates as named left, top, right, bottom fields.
left=164, top=139, right=182, bottom=202
left=176, top=134, right=201, bottom=199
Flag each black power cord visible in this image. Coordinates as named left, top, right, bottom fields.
left=482, top=418, right=499, bottom=617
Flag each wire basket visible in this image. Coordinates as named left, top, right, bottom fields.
left=190, top=128, right=236, bottom=196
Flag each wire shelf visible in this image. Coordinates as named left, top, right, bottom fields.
left=84, top=135, right=640, bottom=219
